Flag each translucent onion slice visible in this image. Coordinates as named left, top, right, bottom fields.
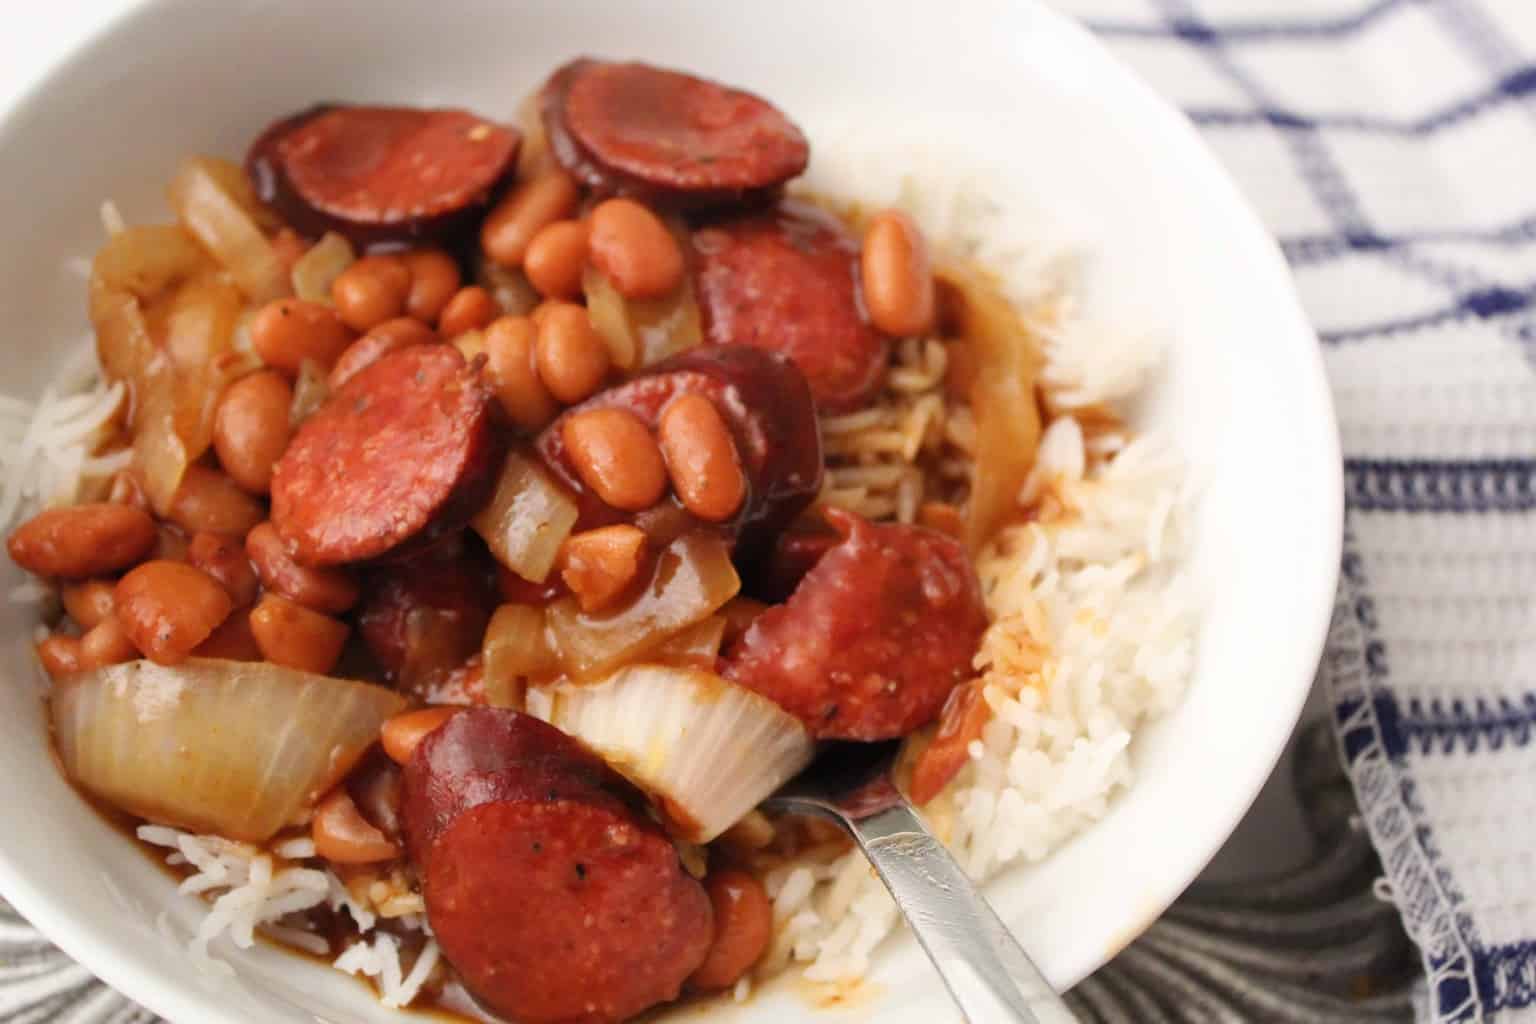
left=289, top=358, right=330, bottom=426
left=940, top=264, right=1043, bottom=552
left=533, top=664, right=813, bottom=843
left=169, top=156, right=289, bottom=304
left=514, top=90, right=549, bottom=178
left=89, top=225, right=249, bottom=513
left=546, top=532, right=739, bottom=681
left=471, top=449, right=579, bottom=584
left=477, top=260, right=540, bottom=317
left=165, top=275, right=249, bottom=451
left=653, top=614, right=726, bottom=670
left=134, top=274, right=253, bottom=514
left=51, top=658, right=407, bottom=842
left=482, top=602, right=558, bottom=708
left=89, top=225, right=210, bottom=386
left=131, top=356, right=190, bottom=514
left=291, top=231, right=356, bottom=303
left=583, top=264, right=702, bottom=372
left=92, top=224, right=210, bottom=303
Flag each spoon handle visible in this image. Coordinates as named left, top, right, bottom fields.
left=845, top=802, right=1079, bottom=1024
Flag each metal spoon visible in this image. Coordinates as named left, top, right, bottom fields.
left=764, top=742, right=1079, bottom=1024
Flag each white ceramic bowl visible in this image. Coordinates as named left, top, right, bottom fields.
left=0, top=1, right=1342, bottom=1021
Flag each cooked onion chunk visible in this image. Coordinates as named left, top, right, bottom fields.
left=532, top=663, right=814, bottom=842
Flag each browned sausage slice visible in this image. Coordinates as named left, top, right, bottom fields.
left=541, top=59, right=809, bottom=209
left=426, top=799, right=712, bottom=1024
left=537, top=345, right=822, bottom=555
left=400, top=706, right=642, bottom=866
left=271, top=345, right=501, bottom=566
left=723, top=508, right=988, bottom=740
left=752, top=526, right=839, bottom=603
left=358, top=553, right=495, bottom=691
left=692, top=200, right=888, bottom=412
left=247, top=105, right=519, bottom=250
left=401, top=708, right=711, bottom=1023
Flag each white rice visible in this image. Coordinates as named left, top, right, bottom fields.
left=137, top=824, right=440, bottom=1008
left=334, top=932, right=442, bottom=1010
left=0, top=354, right=126, bottom=539
left=759, top=179, right=1197, bottom=985
left=0, top=197, right=133, bottom=539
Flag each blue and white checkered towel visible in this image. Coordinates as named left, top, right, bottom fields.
left=1053, top=0, right=1536, bottom=1019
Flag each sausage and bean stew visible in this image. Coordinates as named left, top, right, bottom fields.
left=10, top=58, right=1050, bottom=1023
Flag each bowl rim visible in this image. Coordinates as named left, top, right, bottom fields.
left=0, top=0, right=1343, bottom=1020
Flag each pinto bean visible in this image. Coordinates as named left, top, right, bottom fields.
left=657, top=393, right=746, bottom=522
left=523, top=219, right=589, bottom=300
left=60, top=580, right=117, bottom=629
left=400, top=249, right=463, bottom=323
left=439, top=285, right=500, bottom=337
left=312, top=787, right=400, bottom=864
left=8, top=504, right=156, bottom=579
left=187, top=531, right=259, bottom=607
left=114, top=561, right=234, bottom=665
left=250, top=298, right=354, bottom=374
left=560, top=407, right=667, bottom=511
left=688, top=869, right=773, bottom=991
left=249, top=593, right=348, bottom=674
left=77, top=614, right=140, bottom=669
left=166, top=466, right=265, bottom=537
left=587, top=198, right=683, bottom=300
left=213, top=370, right=293, bottom=494
left=534, top=302, right=610, bottom=404
left=331, top=255, right=410, bottom=332
left=245, top=522, right=359, bottom=614
left=192, top=609, right=263, bottom=661
left=480, top=170, right=580, bottom=268
left=485, top=316, right=559, bottom=431
left=860, top=209, right=935, bottom=338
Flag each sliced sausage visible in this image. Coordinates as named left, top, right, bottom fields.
left=750, top=526, right=838, bottom=603
left=692, top=199, right=888, bottom=412
left=537, top=345, right=821, bottom=555
left=427, top=799, right=711, bottom=1024
left=271, top=345, right=502, bottom=566
left=402, top=708, right=711, bottom=1024
left=357, top=554, right=494, bottom=691
left=540, top=59, right=808, bottom=210
left=247, top=104, right=520, bottom=251
left=326, top=319, right=435, bottom=391
left=723, top=508, right=987, bottom=740
left=400, top=708, right=637, bottom=863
